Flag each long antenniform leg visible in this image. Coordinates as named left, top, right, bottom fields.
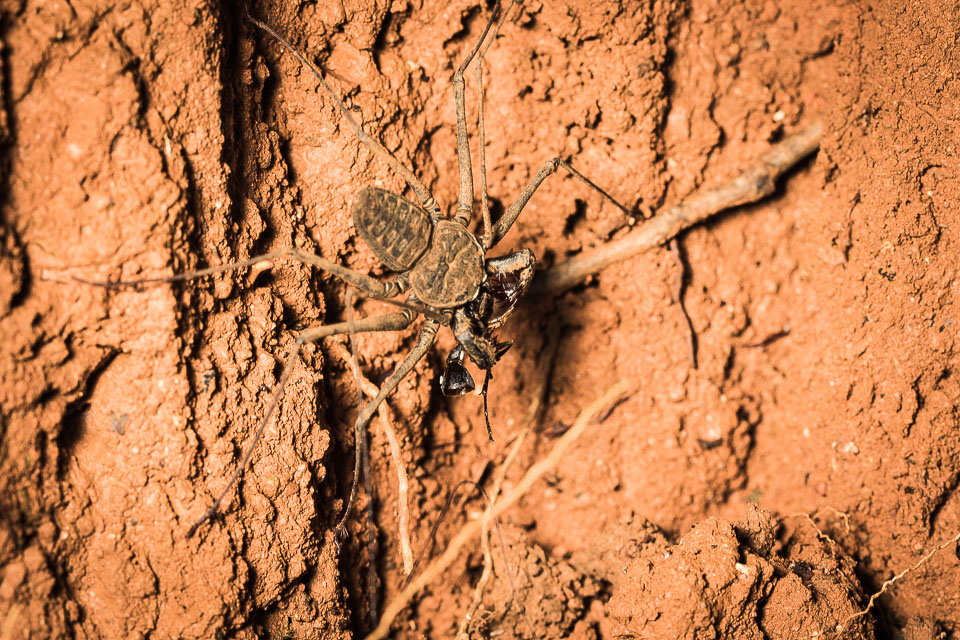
left=76, top=247, right=403, bottom=299
left=185, top=308, right=419, bottom=538
left=490, top=158, right=630, bottom=249
left=476, top=1, right=517, bottom=247
left=336, top=321, right=440, bottom=534
left=453, top=3, right=628, bottom=250
left=245, top=10, right=441, bottom=216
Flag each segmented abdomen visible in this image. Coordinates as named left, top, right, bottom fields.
left=352, top=187, right=432, bottom=271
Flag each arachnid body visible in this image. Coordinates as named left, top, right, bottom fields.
left=84, top=2, right=626, bottom=539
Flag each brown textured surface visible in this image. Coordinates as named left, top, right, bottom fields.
left=1, top=0, right=958, bottom=639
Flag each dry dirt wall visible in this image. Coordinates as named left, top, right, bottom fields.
left=0, top=0, right=958, bottom=638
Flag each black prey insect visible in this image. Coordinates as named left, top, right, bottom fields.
left=79, top=2, right=628, bottom=539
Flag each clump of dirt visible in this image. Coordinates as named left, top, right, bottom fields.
left=466, top=524, right=601, bottom=639
left=608, top=507, right=873, bottom=640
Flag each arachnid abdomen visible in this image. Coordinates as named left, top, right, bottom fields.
left=410, top=220, right=484, bottom=308
left=352, top=187, right=432, bottom=271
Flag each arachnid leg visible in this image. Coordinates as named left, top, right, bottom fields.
left=77, top=246, right=404, bottom=300
left=490, top=158, right=629, bottom=248
left=452, top=2, right=508, bottom=226
left=475, top=2, right=517, bottom=247
left=298, top=308, right=417, bottom=344
left=485, top=250, right=536, bottom=277
left=337, top=321, right=440, bottom=535
left=245, top=10, right=440, bottom=215
left=186, top=308, right=419, bottom=538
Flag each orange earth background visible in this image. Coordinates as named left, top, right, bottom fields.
left=1, top=0, right=959, bottom=638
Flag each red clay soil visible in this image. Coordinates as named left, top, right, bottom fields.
left=1, top=0, right=958, bottom=638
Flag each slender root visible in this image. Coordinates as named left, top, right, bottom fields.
left=356, top=372, right=414, bottom=576
left=338, top=301, right=414, bottom=576
left=455, top=323, right=559, bottom=639
left=834, top=528, right=960, bottom=636
left=532, top=121, right=824, bottom=296
left=785, top=507, right=852, bottom=547
left=365, top=379, right=630, bottom=640
left=343, top=295, right=379, bottom=624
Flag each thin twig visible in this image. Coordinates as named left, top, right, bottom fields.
left=456, top=322, right=560, bottom=639
left=377, top=397, right=415, bottom=576
left=365, top=380, right=630, bottom=640
left=532, top=122, right=824, bottom=296
left=360, top=405, right=378, bottom=627
left=834, top=528, right=960, bottom=636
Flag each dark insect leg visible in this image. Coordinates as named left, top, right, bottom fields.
left=480, top=369, right=494, bottom=442
left=185, top=308, right=418, bottom=539
left=336, top=321, right=440, bottom=535
left=452, top=2, right=508, bottom=226
left=489, top=158, right=630, bottom=248
left=245, top=9, right=441, bottom=216
left=76, top=247, right=403, bottom=300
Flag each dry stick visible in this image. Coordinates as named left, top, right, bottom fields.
left=531, top=121, right=824, bottom=297
left=834, top=529, right=960, bottom=636
left=360, top=407, right=379, bottom=626
left=455, top=323, right=560, bottom=639
left=366, top=380, right=630, bottom=640
left=404, top=479, right=502, bottom=588
left=375, top=398, right=414, bottom=576
left=341, top=298, right=415, bottom=576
